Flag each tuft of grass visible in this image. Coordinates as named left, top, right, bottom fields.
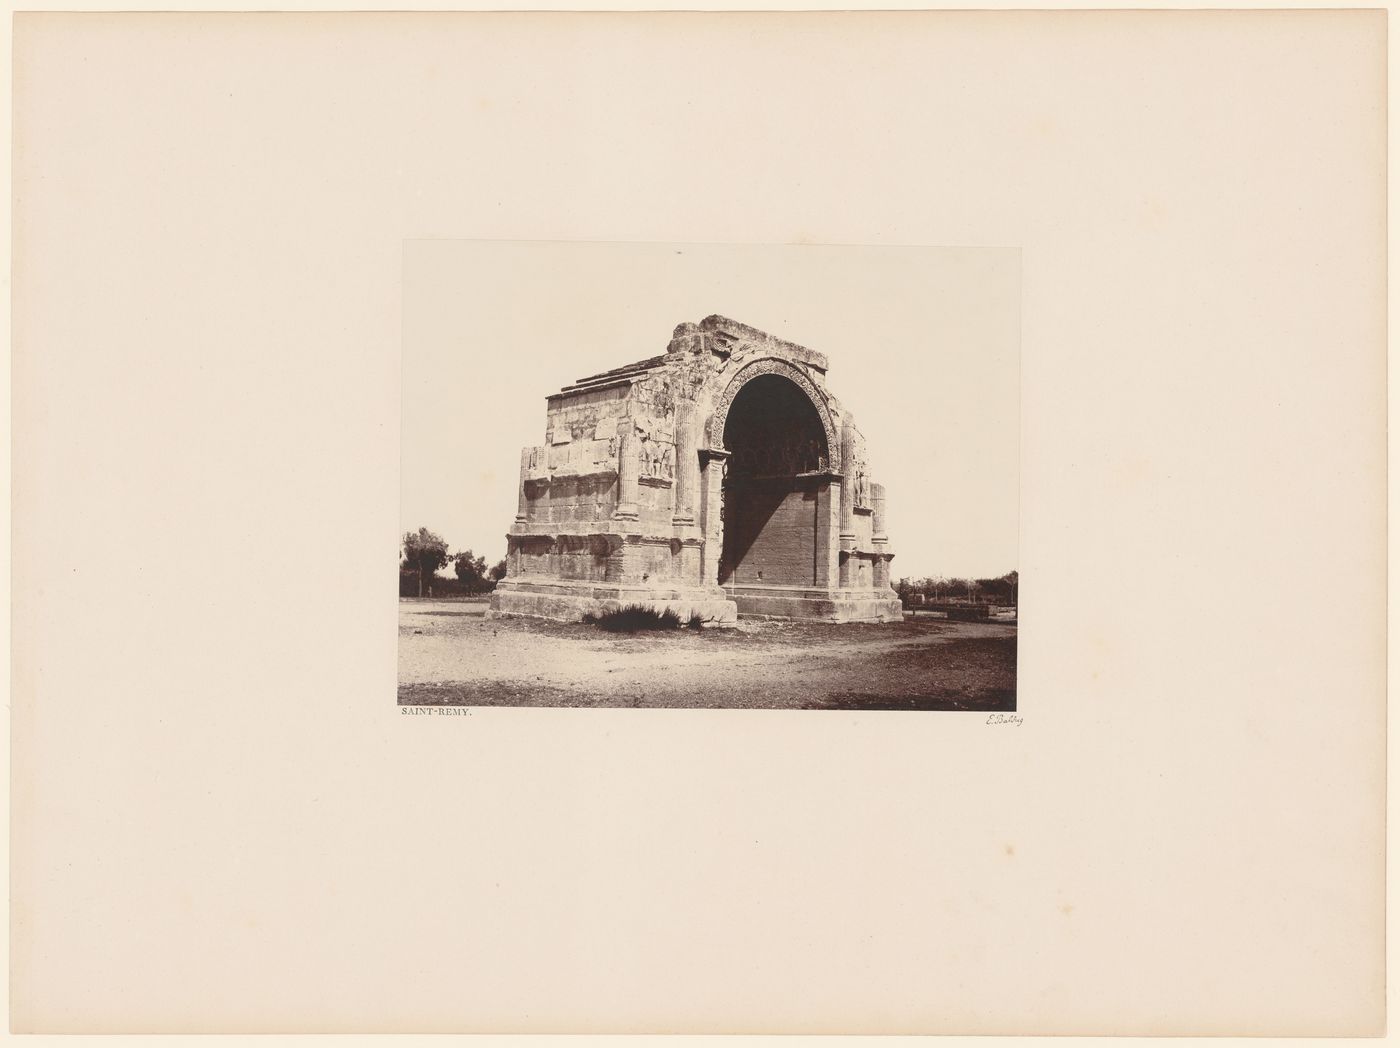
left=686, top=612, right=706, bottom=631
left=583, top=604, right=684, bottom=632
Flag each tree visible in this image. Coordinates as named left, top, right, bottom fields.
left=453, top=549, right=488, bottom=596
left=973, top=571, right=1019, bottom=606
left=895, top=577, right=914, bottom=607
left=402, top=527, right=449, bottom=598
left=976, top=577, right=1004, bottom=602
left=489, top=558, right=507, bottom=583
left=915, top=576, right=947, bottom=603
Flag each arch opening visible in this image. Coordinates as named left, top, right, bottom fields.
left=718, top=374, right=831, bottom=588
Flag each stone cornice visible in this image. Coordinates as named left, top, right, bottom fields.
left=699, top=315, right=829, bottom=373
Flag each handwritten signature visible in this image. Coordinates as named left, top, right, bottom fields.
left=986, top=713, right=1024, bottom=726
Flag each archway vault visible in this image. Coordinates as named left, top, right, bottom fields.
left=705, top=357, right=842, bottom=474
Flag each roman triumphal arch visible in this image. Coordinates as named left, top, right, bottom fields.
left=488, top=315, right=901, bottom=626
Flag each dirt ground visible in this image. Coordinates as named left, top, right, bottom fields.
left=398, top=599, right=1017, bottom=711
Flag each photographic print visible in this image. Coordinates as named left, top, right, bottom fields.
left=399, top=241, right=1019, bottom=710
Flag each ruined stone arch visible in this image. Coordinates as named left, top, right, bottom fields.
left=704, top=357, right=842, bottom=474
left=490, top=316, right=899, bottom=625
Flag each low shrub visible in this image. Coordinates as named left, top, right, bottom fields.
left=584, top=604, right=685, bottom=632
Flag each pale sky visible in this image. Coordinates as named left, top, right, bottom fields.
left=401, top=241, right=1018, bottom=581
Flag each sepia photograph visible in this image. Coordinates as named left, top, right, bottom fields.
left=398, top=240, right=1019, bottom=709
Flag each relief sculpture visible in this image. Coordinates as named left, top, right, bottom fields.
left=638, top=435, right=676, bottom=480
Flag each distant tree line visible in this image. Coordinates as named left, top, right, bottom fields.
left=400, top=527, right=506, bottom=598
left=896, top=570, right=1018, bottom=608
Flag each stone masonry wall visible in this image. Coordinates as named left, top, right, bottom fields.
left=723, top=481, right=820, bottom=587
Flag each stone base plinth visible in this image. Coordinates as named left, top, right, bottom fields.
left=725, top=584, right=903, bottom=623
left=489, top=579, right=738, bottom=627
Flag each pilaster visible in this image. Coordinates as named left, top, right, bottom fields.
left=613, top=423, right=640, bottom=521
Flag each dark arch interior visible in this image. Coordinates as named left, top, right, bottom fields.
left=719, top=375, right=830, bottom=588
left=723, top=374, right=829, bottom=479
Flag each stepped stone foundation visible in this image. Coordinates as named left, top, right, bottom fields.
left=488, top=315, right=902, bottom=626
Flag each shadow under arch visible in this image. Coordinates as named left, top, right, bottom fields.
left=718, top=373, right=833, bottom=588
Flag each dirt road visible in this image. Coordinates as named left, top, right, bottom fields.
left=398, top=599, right=1017, bottom=710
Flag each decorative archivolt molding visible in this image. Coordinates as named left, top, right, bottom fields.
left=704, top=357, right=841, bottom=474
